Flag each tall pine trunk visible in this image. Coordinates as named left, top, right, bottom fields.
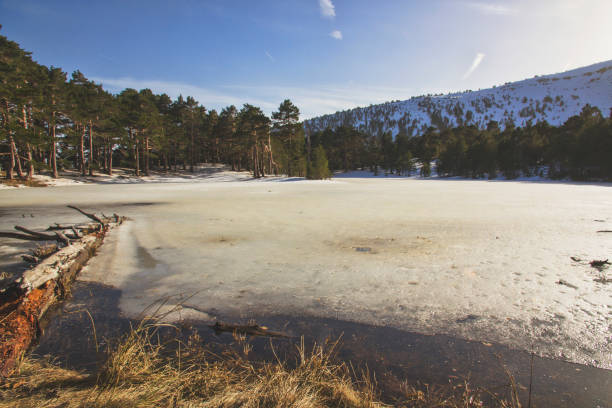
left=144, top=133, right=150, bottom=176
left=13, top=140, right=24, bottom=178
left=3, top=100, right=13, bottom=180
left=108, top=141, right=113, bottom=176
left=6, top=136, right=15, bottom=180
left=50, top=111, right=58, bottom=179
left=268, top=130, right=273, bottom=175
left=80, top=124, right=86, bottom=176
left=259, top=141, right=265, bottom=178
left=88, top=120, right=94, bottom=176
left=252, top=145, right=257, bottom=178
left=133, top=129, right=140, bottom=177
left=190, top=111, right=195, bottom=173
left=26, top=143, right=34, bottom=180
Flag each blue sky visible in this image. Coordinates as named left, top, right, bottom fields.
left=1, top=0, right=611, bottom=119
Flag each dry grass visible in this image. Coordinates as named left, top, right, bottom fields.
left=0, top=305, right=518, bottom=408
left=0, top=177, right=47, bottom=188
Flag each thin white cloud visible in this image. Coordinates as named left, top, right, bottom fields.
left=319, top=0, right=335, bottom=18
left=330, top=30, right=342, bottom=40
left=223, top=84, right=415, bottom=119
left=91, top=77, right=274, bottom=112
left=463, top=53, right=486, bottom=79
left=265, top=51, right=275, bottom=62
left=92, top=76, right=415, bottom=120
left=465, top=2, right=518, bottom=15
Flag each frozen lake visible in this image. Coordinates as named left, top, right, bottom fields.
left=1, top=175, right=611, bottom=369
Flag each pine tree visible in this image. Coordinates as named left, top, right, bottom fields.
left=272, top=99, right=303, bottom=176
left=237, top=104, right=270, bottom=178
left=307, top=145, right=331, bottom=180
left=216, top=105, right=238, bottom=169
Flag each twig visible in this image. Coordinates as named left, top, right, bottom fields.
left=84, top=309, right=99, bottom=353
left=556, top=279, right=578, bottom=289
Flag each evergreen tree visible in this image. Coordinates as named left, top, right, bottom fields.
left=237, top=104, right=270, bottom=178
left=272, top=99, right=303, bottom=176
left=307, top=145, right=331, bottom=180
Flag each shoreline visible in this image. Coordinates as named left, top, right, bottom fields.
left=2, top=166, right=612, bottom=191
left=33, top=280, right=612, bottom=407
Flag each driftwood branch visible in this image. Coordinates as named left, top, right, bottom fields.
left=0, top=232, right=49, bottom=241
left=14, top=226, right=56, bottom=240
left=67, top=205, right=105, bottom=226
left=46, top=223, right=97, bottom=232
left=2, top=205, right=117, bottom=243
left=209, top=322, right=290, bottom=338
left=0, top=208, right=125, bottom=377
left=55, top=231, right=71, bottom=246
left=21, top=254, right=39, bottom=264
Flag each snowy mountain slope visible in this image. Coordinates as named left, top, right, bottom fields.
left=304, top=60, right=612, bottom=137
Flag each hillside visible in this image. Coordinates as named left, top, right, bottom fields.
left=304, top=60, right=612, bottom=137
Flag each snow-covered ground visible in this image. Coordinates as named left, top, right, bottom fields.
left=0, top=173, right=611, bottom=369
left=305, top=60, right=612, bottom=137
left=0, top=165, right=256, bottom=190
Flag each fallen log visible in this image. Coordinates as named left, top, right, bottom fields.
left=209, top=321, right=291, bottom=338
left=33, top=244, right=58, bottom=259
left=0, top=207, right=125, bottom=377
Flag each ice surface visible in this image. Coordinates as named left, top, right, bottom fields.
left=1, top=176, right=611, bottom=368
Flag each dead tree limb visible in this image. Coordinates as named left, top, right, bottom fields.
left=21, top=254, right=39, bottom=264
left=14, top=226, right=56, bottom=240
left=0, top=232, right=49, bottom=241
left=55, top=232, right=71, bottom=246
left=67, top=205, right=105, bottom=226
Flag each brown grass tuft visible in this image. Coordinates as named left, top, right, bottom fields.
left=0, top=178, right=48, bottom=188
left=0, top=304, right=517, bottom=407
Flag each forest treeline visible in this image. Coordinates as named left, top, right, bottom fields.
left=2, top=29, right=611, bottom=182
left=309, top=105, right=612, bottom=180
left=0, top=30, right=318, bottom=180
